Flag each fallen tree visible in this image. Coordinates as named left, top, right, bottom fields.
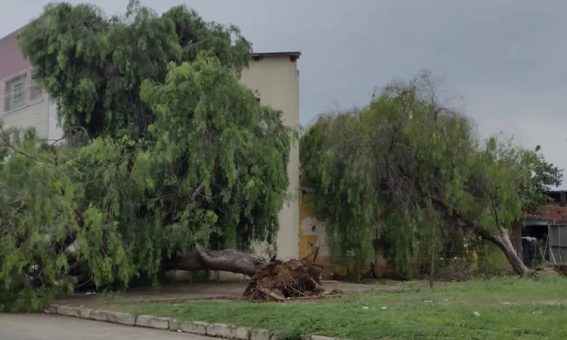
left=162, top=250, right=328, bottom=302
left=160, top=248, right=325, bottom=302
left=163, top=252, right=326, bottom=301
left=1, top=2, right=294, bottom=311
left=162, top=249, right=268, bottom=277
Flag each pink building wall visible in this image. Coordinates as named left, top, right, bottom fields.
left=0, top=29, right=63, bottom=141
left=0, top=30, right=30, bottom=80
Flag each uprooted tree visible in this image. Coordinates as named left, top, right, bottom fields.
left=300, top=73, right=562, bottom=278
left=1, top=2, right=297, bottom=311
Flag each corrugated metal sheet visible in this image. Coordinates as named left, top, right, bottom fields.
left=548, top=225, right=567, bottom=264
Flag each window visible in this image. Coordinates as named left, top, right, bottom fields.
left=4, top=73, right=27, bottom=112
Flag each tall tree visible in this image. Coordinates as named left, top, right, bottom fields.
left=300, top=74, right=561, bottom=277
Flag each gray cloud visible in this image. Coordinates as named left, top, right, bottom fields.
left=2, top=0, right=567, bottom=184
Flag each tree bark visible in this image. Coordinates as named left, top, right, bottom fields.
left=162, top=248, right=268, bottom=277
left=475, top=227, right=529, bottom=275
left=429, top=245, right=435, bottom=288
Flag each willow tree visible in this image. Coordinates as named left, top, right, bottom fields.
left=301, top=75, right=561, bottom=276
left=1, top=2, right=291, bottom=311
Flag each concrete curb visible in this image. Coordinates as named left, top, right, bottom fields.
left=45, top=304, right=341, bottom=340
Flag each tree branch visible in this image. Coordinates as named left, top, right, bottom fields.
left=0, top=135, right=57, bottom=168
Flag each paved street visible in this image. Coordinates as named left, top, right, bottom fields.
left=0, top=314, right=215, bottom=340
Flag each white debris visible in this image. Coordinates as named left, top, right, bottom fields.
left=66, top=240, right=80, bottom=254
left=362, top=306, right=369, bottom=310
left=380, top=306, right=388, bottom=310
left=472, top=311, right=480, bottom=317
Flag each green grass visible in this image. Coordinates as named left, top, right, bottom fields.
left=120, top=277, right=567, bottom=339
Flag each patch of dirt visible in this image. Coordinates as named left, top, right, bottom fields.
left=539, top=300, right=567, bottom=306
left=243, top=258, right=327, bottom=301
left=56, top=268, right=382, bottom=308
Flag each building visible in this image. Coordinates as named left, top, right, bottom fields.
left=241, top=52, right=301, bottom=259
left=0, top=30, right=63, bottom=141
left=0, top=30, right=301, bottom=260
left=522, top=191, right=567, bottom=265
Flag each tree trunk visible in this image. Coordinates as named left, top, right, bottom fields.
left=431, top=196, right=530, bottom=277
left=429, top=245, right=435, bottom=288
left=475, top=227, right=529, bottom=275
left=162, top=248, right=268, bottom=277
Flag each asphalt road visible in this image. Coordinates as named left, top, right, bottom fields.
left=0, top=314, right=216, bottom=340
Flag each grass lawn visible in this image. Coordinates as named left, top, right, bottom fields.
left=120, top=277, right=567, bottom=339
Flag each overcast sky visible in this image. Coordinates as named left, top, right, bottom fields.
left=2, top=1, right=567, bottom=184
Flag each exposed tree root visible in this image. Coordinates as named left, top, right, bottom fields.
left=243, top=258, right=325, bottom=301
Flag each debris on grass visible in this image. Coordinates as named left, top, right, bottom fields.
left=553, top=265, right=567, bottom=276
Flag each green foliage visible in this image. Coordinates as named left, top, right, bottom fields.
left=300, top=74, right=562, bottom=278
left=0, top=128, right=78, bottom=311
left=517, top=146, right=562, bottom=213
left=1, top=3, right=291, bottom=311
left=18, top=1, right=251, bottom=138
left=140, top=58, right=290, bottom=249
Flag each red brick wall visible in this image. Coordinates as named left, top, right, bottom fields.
left=531, top=204, right=567, bottom=222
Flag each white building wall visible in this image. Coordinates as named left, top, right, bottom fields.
left=240, top=54, right=300, bottom=259
left=2, top=94, right=48, bottom=138
left=0, top=69, right=63, bottom=141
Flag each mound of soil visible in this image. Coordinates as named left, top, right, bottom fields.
left=243, top=258, right=325, bottom=301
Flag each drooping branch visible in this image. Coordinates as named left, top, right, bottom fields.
left=0, top=134, right=57, bottom=168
